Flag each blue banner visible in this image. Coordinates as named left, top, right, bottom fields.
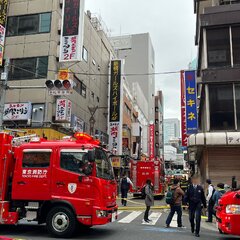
left=185, top=70, right=198, bottom=134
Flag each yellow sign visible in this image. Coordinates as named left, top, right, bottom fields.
left=111, top=156, right=121, bottom=168
left=58, top=69, right=72, bottom=80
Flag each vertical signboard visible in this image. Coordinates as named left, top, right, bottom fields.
left=184, top=70, right=198, bottom=135
left=55, top=98, right=72, bottom=122
left=59, top=0, right=85, bottom=62
left=0, top=0, right=8, bottom=66
left=181, top=71, right=188, bottom=147
left=108, top=60, right=123, bottom=155
left=149, top=123, right=155, bottom=161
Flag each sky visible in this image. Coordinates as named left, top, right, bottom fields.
left=85, top=0, right=197, bottom=119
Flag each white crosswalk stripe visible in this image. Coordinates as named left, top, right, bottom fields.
left=171, top=214, right=178, bottom=227
left=142, top=212, right=162, bottom=225
left=118, top=211, right=142, bottom=223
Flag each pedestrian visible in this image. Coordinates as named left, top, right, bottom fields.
left=206, top=179, right=215, bottom=223
left=184, top=174, right=206, bottom=237
left=212, top=183, right=226, bottom=213
left=166, top=178, right=185, bottom=228
left=143, top=179, right=154, bottom=223
left=120, top=173, right=133, bottom=206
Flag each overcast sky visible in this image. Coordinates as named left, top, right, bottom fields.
left=85, top=0, right=197, bottom=119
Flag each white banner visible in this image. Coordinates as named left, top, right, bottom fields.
left=71, top=115, right=84, bottom=132
left=59, top=0, right=85, bottom=62
left=55, top=99, right=72, bottom=122
left=3, top=103, right=32, bottom=121
left=109, top=122, right=122, bottom=155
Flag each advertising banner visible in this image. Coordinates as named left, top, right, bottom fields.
left=0, top=0, right=8, bottom=66
left=55, top=98, right=72, bottom=122
left=3, top=103, right=32, bottom=121
left=71, top=114, right=85, bottom=132
left=180, top=71, right=188, bottom=146
left=149, top=123, right=155, bottom=161
left=184, top=70, right=198, bottom=134
left=108, top=60, right=123, bottom=155
left=59, top=0, right=85, bottom=62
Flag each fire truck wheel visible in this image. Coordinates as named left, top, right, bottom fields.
left=46, top=206, right=77, bottom=238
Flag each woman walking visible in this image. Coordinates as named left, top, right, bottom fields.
left=144, top=179, right=154, bottom=223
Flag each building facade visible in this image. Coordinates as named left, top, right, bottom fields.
left=110, top=33, right=155, bottom=122
left=155, top=91, right=164, bottom=158
left=164, top=118, right=180, bottom=144
left=188, top=0, right=240, bottom=185
left=2, top=0, right=114, bottom=142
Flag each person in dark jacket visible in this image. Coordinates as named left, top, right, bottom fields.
left=166, top=178, right=185, bottom=228
left=185, top=175, right=207, bottom=238
left=143, top=179, right=154, bottom=223
left=120, top=174, right=133, bottom=206
left=212, top=183, right=226, bottom=214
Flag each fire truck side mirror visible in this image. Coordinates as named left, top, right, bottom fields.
left=88, top=150, right=95, bottom=162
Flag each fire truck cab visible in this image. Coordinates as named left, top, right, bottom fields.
left=216, top=189, right=240, bottom=236
left=0, top=132, right=118, bottom=238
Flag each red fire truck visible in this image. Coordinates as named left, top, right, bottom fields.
left=130, top=159, right=165, bottom=198
left=0, top=132, right=118, bottom=238
left=216, top=189, right=240, bottom=236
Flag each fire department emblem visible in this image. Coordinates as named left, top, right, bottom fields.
left=68, top=183, right=77, bottom=194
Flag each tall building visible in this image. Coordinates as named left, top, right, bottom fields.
left=164, top=118, right=180, bottom=144
left=188, top=0, right=240, bottom=184
left=110, top=33, right=155, bottom=122
left=1, top=1, right=113, bottom=142
left=155, top=91, right=164, bottom=158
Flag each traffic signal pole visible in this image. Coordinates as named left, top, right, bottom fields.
left=0, top=58, right=10, bottom=131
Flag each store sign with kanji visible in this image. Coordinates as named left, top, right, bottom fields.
left=3, top=103, right=32, bottom=121
left=59, top=0, right=85, bottom=62
left=55, top=98, right=72, bottom=123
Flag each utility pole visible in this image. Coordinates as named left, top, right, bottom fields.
left=0, top=58, right=10, bottom=131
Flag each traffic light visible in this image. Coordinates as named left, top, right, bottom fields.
left=45, top=79, right=74, bottom=95
left=45, top=80, right=54, bottom=89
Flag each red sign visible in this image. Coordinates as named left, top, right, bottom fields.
left=181, top=70, right=188, bottom=146
left=149, top=124, right=155, bottom=160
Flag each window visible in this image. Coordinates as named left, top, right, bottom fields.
left=22, top=151, right=51, bottom=168
left=232, top=26, right=240, bottom=66
left=235, top=84, right=240, bottom=130
left=81, top=83, right=86, bottom=98
left=7, top=13, right=51, bottom=36
left=207, top=28, right=231, bottom=67
left=95, top=148, right=114, bottom=180
left=209, top=84, right=235, bottom=130
left=60, top=151, right=90, bottom=174
left=73, top=76, right=87, bottom=98
left=9, top=57, right=48, bottom=80
left=82, top=47, right=88, bottom=62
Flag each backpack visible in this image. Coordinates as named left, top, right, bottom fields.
left=166, top=189, right=175, bottom=205
left=141, top=185, right=146, bottom=198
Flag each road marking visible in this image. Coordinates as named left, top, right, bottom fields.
left=118, top=211, right=142, bottom=223
left=171, top=214, right=178, bottom=227
left=142, top=212, right=162, bottom=225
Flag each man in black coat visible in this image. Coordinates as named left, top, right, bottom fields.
left=184, top=175, right=207, bottom=237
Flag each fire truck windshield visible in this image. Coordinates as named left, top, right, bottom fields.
left=95, top=148, right=114, bottom=180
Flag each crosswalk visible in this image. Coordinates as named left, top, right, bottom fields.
left=115, top=210, right=178, bottom=227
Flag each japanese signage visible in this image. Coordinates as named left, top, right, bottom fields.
left=0, top=0, right=8, bottom=66
left=184, top=70, right=198, bottom=134
left=59, top=0, right=85, bottom=62
left=111, top=156, right=121, bottom=168
left=149, top=123, right=155, bottom=161
left=108, top=60, right=123, bottom=155
left=71, top=114, right=85, bottom=132
left=55, top=98, right=72, bottom=122
left=22, top=169, right=48, bottom=179
left=3, top=103, right=32, bottom=121
left=180, top=71, right=188, bottom=146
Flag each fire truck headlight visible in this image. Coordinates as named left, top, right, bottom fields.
left=226, top=205, right=240, bottom=214
left=96, top=210, right=107, bottom=218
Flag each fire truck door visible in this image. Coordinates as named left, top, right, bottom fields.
left=12, top=149, right=52, bottom=200
left=52, top=149, right=93, bottom=203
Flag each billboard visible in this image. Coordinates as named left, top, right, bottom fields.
left=108, top=60, right=123, bottom=155
left=59, top=0, right=85, bottom=62
left=149, top=123, right=155, bottom=161
left=184, top=70, right=198, bottom=134
left=180, top=71, right=188, bottom=147
left=0, top=0, right=8, bottom=66
left=55, top=98, right=72, bottom=122
left=3, top=103, right=32, bottom=121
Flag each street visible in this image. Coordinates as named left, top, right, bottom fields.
left=0, top=209, right=238, bottom=240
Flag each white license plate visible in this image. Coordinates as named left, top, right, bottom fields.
left=111, top=212, right=116, bottom=222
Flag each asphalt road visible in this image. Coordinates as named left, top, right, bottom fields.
left=0, top=210, right=239, bottom=240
